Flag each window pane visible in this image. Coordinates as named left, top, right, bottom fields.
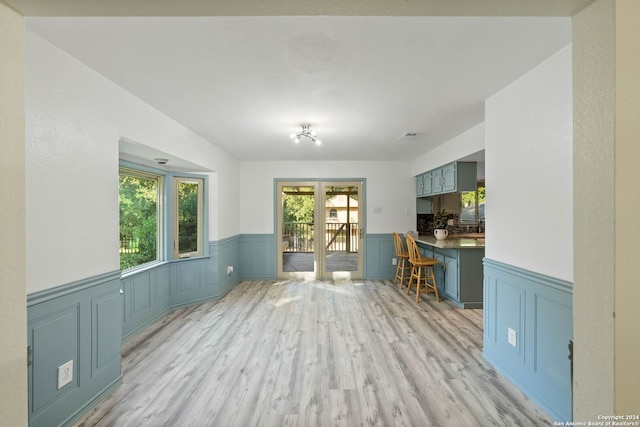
left=119, top=172, right=159, bottom=270
left=460, top=190, right=477, bottom=222
left=176, top=180, right=201, bottom=255
left=459, top=184, right=486, bottom=223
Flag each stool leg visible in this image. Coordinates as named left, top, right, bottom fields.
left=405, top=259, right=410, bottom=288
left=428, top=265, right=440, bottom=302
left=407, top=263, right=415, bottom=295
left=415, top=266, right=422, bottom=303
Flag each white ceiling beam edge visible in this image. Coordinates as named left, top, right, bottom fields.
left=6, top=0, right=595, bottom=17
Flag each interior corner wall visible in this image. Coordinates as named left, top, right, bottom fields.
left=26, top=30, right=120, bottom=293
left=411, top=122, right=485, bottom=176
left=210, top=157, right=241, bottom=241
left=572, top=0, right=615, bottom=419
left=0, top=4, right=28, bottom=426
left=238, top=161, right=416, bottom=235
left=25, top=30, right=241, bottom=293
left=24, top=28, right=241, bottom=426
left=485, top=45, right=573, bottom=282
left=482, top=44, right=574, bottom=423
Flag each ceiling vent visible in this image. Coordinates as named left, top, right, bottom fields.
left=397, top=132, right=418, bottom=142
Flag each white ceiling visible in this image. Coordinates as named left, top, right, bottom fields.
left=25, top=16, right=570, bottom=162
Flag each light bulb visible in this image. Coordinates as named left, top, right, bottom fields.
left=294, top=137, right=300, bottom=143
left=289, top=133, right=296, bottom=139
left=315, top=139, right=322, bottom=146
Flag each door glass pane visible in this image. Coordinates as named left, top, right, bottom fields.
left=282, top=186, right=315, bottom=272
left=324, top=185, right=359, bottom=272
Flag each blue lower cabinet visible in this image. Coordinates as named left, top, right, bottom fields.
left=428, top=247, right=483, bottom=308
left=421, top=246, right=434, bottom=258
left=433, top=252, right=446, bottom=295
left=444, top=255, right=459, bottom=300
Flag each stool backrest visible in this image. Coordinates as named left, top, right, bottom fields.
left=393, top=232, right=408, bottom=257
left=405, top=234, right=421, bottom=263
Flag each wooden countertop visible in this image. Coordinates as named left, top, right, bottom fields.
left=416, top=233, right=486, bottom=249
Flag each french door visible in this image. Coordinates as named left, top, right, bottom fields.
left=276, top=180, right=364, bottom=279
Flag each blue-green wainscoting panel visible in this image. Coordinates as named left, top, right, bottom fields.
left=169, top=257, right=209, bottom=306
left=212, top=235, right=242, bottom=294
left=483, top=258, right=573, bottom=423
left=27, top=271, right=122, bottom=427
left=239, top=234, right=276, bottom=280
left=93, top=290, right=122, bottom=376
left=234, top=233, right=396, bottom=280
left=365, top=233, right=396, bottom=279
left=27, top=237, right=246, bottom=426
left=235, top=233, right=395, bottom=280
left=121, top=263, right=173, bottom=339
left=122, top=237, right=242, bottom=339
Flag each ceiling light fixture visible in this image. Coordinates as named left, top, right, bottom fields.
left=290, top=123, right=321, bottom=145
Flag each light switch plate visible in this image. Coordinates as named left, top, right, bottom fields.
left=57, top=360, right=73, bottom=389
left=508, top=328, right=517, bottom=347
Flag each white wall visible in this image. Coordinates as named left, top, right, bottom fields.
left=239, top=161, right=415, bottom=234
left=25, top=31, right=240, bottom=293
left=412, top=122, right=485, bottom=176
left=485, top=45, right=573, bottom=281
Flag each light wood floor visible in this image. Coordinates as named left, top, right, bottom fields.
left=75, top=280, right=553, bottom=427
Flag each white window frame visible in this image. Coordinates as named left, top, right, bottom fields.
left=173, top=177, right=204, bottom=259
left=119, top=167, right=163, bottom=270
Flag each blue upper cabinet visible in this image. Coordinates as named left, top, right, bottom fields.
left=415, top=174, right=424, bottom=196
left=431, top=169, right=443, bottom=194
left=415, top=162, right=476, bottom=197
left=423, top=171, right=433, bottom=195
left=441, top=163, right=457, bottom=193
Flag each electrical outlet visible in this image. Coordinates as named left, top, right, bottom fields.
left=392, top=258, right=397, bottom=266
left=508, top=328, right=517, bottom=347
left=227, top=265, right=233, bottom=275
left=57, top=360, right=73, bottom=389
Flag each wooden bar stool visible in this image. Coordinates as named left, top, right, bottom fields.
left=392, top=232, right=411, bottom=288
left=405, top=234, right=440, bottom=303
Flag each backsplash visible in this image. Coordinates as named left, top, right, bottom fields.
left=417, top=214, right=433, bottom=234
left=417, top=213, right=482, bottom=234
